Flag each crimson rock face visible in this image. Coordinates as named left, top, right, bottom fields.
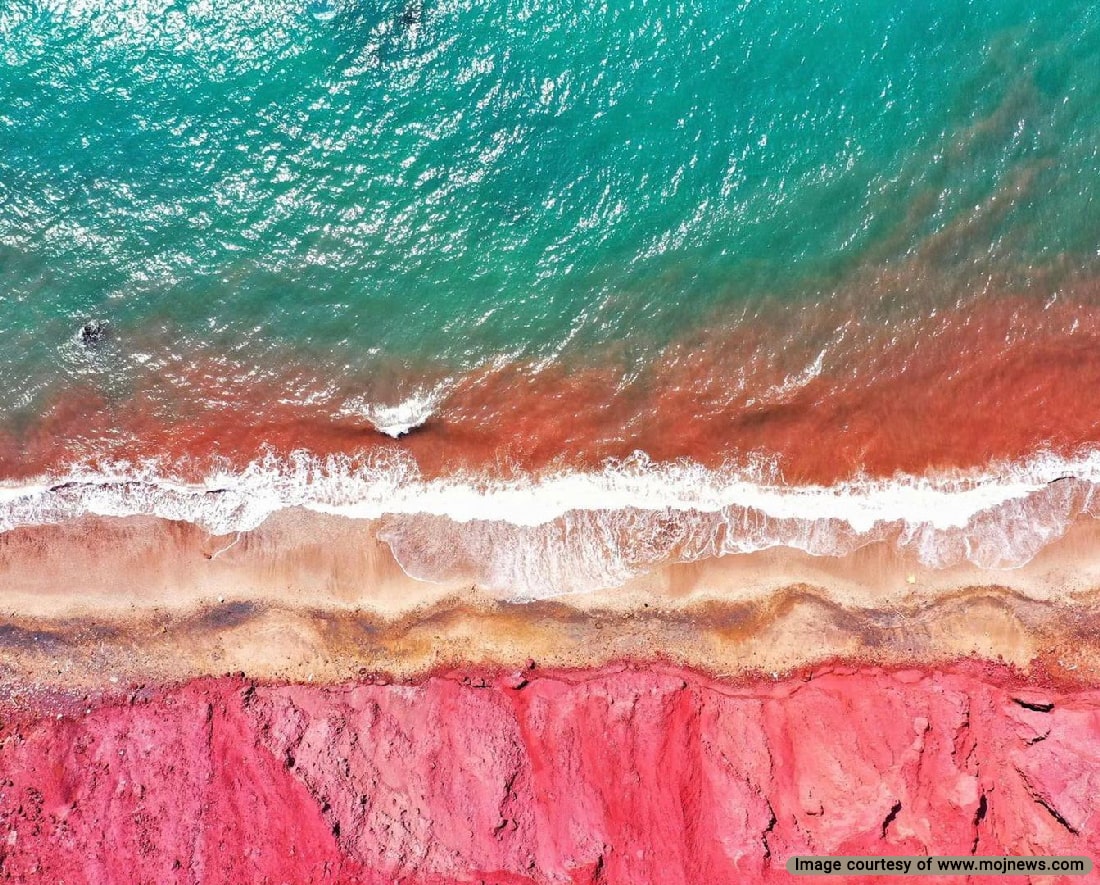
left=1, top=664, right=1096, bottom=885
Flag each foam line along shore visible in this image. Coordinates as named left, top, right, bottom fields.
left=4, top=447, right=1100, bottom=596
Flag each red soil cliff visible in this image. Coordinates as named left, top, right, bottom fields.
left=1, top=663, right=1097, bottom=884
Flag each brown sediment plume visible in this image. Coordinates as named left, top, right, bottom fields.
left=4, top=279, right=1100, bottom=484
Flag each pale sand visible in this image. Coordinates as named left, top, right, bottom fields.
left=1, top=509, right=1099, bottom=689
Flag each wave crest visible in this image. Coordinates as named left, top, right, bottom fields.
left=2, top=450, right=1099, bottom=597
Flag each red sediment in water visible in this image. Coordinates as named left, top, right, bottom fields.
left=2, top=663, right=1098, bottom=884
left=4, top=288, right=1100, bottom=483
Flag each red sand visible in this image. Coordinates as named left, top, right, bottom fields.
left=2, top=663, right=1098, bottom=884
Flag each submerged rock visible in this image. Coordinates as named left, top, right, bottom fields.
left=79, top=319, right=109, bottom=345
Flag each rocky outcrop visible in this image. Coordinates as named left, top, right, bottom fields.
left=1, top=663, right=1097, bottom=884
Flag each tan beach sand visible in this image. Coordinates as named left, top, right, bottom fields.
left=2, top=510, right=1099, bottom=690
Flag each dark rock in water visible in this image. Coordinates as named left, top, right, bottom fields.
left=80, top=320, right=109, bottom=345
left=400, top=0, right=422, bottom=26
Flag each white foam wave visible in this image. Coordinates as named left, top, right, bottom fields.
left=2, top=449, right=1100, bottom=597
left=340, top=385, right=448, bottom=438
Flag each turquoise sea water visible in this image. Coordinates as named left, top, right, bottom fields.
left=1, top=0, right=1098, bottom=440
left=3, top=0, right=1100, bottom=595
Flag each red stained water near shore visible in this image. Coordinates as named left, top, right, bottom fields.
left=1, top=663, right=1098, bottom=884
left=3, top=283, right=1100, bottom=485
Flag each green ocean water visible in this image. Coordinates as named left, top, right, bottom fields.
left=0, top=0, right=1098, bottom=420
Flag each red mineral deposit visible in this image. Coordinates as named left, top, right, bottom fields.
left=2, top=663, right=1096, bottom=884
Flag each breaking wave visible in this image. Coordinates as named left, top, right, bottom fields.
left=3, top=449, right=1100, bottom=597
left=339, top=384, right=449, bottom=438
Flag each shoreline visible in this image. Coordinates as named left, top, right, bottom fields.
left=3, top=449, right=1100, bottom=601
left=2, top=509, right=1100, bottom=689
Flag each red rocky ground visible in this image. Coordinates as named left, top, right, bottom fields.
left=1, top=662, right=1097, bottom=884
